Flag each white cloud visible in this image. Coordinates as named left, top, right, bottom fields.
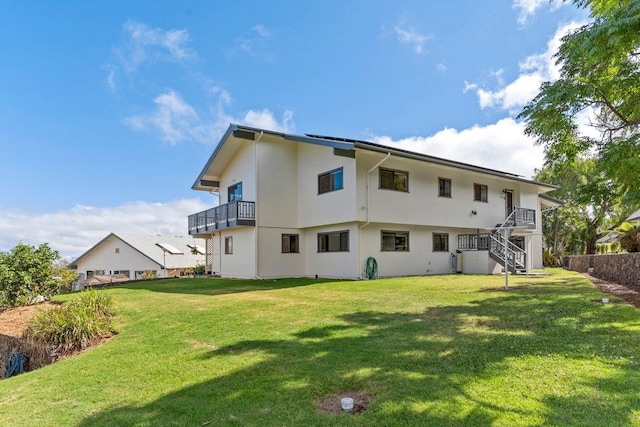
left=252, top=24, right=272, bottom=38
left=512, top=0, right=565, bottom=26
left=513, top=0, right=548, bottom=26
left=394, top=21, right=432, bottom=54
left=467, top=21, right=583, bottom=112
left=462, top=81, right=478, bottom=93
left=124, top=90, right=213, bottom=144
left=370, top=117, right=544, bottom=179
left=106, top=21, right=196, bottom=91
left=243, top=109, right=294, bottom=133
left=115, top=21, right=196, bottom=73
left=0, top=199, right=211, bottom=260
left=125, top=89, right=295, bottom=144
left=437, top=63, right=447, bottom=73
left=224, top=25, right=275, bottom=62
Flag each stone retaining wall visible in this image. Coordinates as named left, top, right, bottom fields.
left=564, top=253, right=640, bottom=286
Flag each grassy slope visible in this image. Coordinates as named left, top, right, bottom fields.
left=1, top=270, right=639, bottom=426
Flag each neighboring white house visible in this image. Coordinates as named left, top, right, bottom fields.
left=188, top=124, right=559, bottom=279
left=69, top=233, right=206, bottom=282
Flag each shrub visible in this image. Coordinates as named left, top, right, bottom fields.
left=611, top=241, right=620, bottom=253
left=143, top=270, right=157, bottom=280
left=0, top=243, right=60, bottom=308
left=54, top=266, right=78, bottom=292
left=25, top=290, right=117, bottom=354
left=620, top=227, right=640, bottom=253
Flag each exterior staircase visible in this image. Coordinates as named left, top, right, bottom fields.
left=488, top=209, right=528, bottom=274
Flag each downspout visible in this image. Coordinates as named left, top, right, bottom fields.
left=254, top=131, right=264, bottom=279
left=360, top=152, right=391, bottom=230
left=359, top=152, right=390, bottom=279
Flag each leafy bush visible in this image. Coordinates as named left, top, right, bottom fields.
left=611, top=241, right=620, bottom=253
left=542, top=249, right=560, bottom=267
left=194, top=262, right=206, bottom=275
left=620, top=227, right=640, bottom=253
left=54, top=266, right=78, bottom=292
left=143, top=270, right=157, bottom=280
left=0, top=243, right=60, bottom=308
left=25, top=290, right=117, bottom=353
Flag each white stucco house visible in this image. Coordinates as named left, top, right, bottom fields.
left=188, top=124, right=559, bottom=279
left=69, top=233, right=206, bottom=282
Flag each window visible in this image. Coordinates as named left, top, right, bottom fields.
left=380, top=168, right=408, bottom=191
left=114, top=270, right=130, bottom=277
left=228, top=182, right=242, bottom=202
left=318, top=168, right=343, bottom=194
left=318, top=231, right=349, bottom=252
left=115, top=248, right=120, bottom=254
left=473, top=183, right=488, bottom=202
left=282, top=234, right=300, bottom=253
left=225, top=236, right=233, bottom=254
left=381, top=231, right=409, bottom=251
left=438, top=178, right=452, bottom=198
left=433, top=233, right=449, bottom=252
left=135, top=271, right=145, bottom=279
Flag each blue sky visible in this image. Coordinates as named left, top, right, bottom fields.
left=0, top=1, right=588, bottom=259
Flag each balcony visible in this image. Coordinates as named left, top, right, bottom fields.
left=458, top=207, right=537, bottom=251
left=188, top=201, right=255, bottom=235
left=504, top=207, right=536, bottom=228
left=458, top=232, right=491, bottom=251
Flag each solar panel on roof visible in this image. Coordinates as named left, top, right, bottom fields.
left=155, top=243, right=184, bottom=255
left=187, top=244, right=205, bottom=255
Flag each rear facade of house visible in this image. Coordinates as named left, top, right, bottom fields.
left=188, top=125, right=558, bottom=279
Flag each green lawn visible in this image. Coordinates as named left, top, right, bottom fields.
left=1, top=269, right=640, bottom=426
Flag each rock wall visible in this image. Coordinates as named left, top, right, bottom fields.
left=564, top=253, right=640, bottom=286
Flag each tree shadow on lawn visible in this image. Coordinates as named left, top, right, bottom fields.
left=116, top=277, right=340, bottom=297
left=78, top=284, right=640, bottom=426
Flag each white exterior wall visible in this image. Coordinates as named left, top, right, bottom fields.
left=218, top=140, right=256, bottom=204
left=256, top=136, right=299, bottom=228
left=74, top=236, right=161, bottom=278
left=216, top=228, right=256, bottom=278
left=359, top=224, right=461, bottom=277
left=356, top=152, right=535, bottom=229
left=257, top=227, right=306, bottom=278
left=297, top=144, right=357, bottom=228
left=460, top=250, right=501, bottom=275
left=303, top=223, right=360, bottom=279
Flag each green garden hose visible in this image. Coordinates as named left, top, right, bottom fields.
left=365, top=257, right=378, bottom=279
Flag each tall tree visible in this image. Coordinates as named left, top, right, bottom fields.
left=519, top=0, right=640, bottom=202
left=535, top=157, right=625, bottom=256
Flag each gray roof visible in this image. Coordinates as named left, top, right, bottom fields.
left=193, top=124, right=559, bottom=192
left=627, top=208, right=640, bottom=222
left=69, top=233, right=206, bottom=270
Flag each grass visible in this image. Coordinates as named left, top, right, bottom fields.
left=1, top=269, right=640, bottom=426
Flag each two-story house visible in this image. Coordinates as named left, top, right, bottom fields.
left=188, top=124, right=559, bottom=279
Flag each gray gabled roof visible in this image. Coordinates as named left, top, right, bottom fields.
left=627, top=208, right=640, bottom=223
left=69, top=233, right=205, bottom=270
left=193, top=124, right=558, bottom=192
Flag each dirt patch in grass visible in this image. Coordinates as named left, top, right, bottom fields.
left=583, top=273, right=640, bottom=308
left=316, top=391, right=374, bottom=415
left=0, top=303, right=54, bottom=338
